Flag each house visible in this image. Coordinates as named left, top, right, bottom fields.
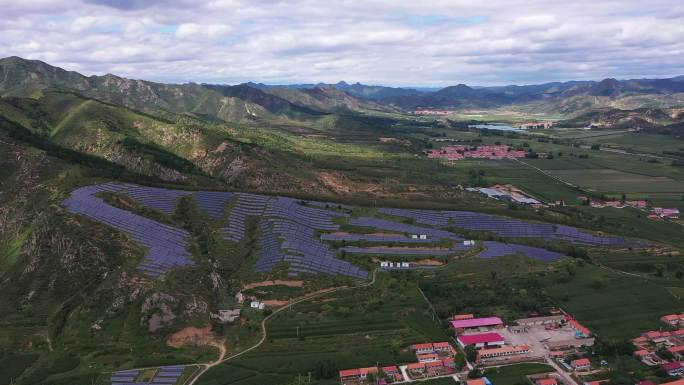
left=662, top=313, right=684, bottom=326
left=467, top=379, right=488, bottom=385
left=452, top=313, right=475, bottom=321
left=442, top=357, right=456, bottom=368
left=411, top=343, right=435, bottom=354
left=381, top=366, right=403, bottom=382
left=417, top=353, right=440, bottom=363
left=477, top=345, right=530, bottom=361
left=250, top=301, right=265, bottom=310
left=451, top=316, right=504, bottom=332
left=567, top=317, right=592, bottom=337
left=211, top=309, right=241, bottom=323
left=516, top=315, right=565, bottom=327
left=661, top=380, right=684, bottom=385
left=339, top=367, right=378, bottom=384
left=669, top=345, right=684, bottom=359
left=457, top=332, right=505, bottom=348
left=432, top=341, right=454, bottom=353
left=545, top=338, right=595, bottom=350
left=407, top=362, right=426, bottom=374
left=571, top=358, right=591, bottom=371
left=536, top=378, right=557, bottom=385
left=664, top=361, right=684, bottom=376
left=634, top=349, right=650, bottom=359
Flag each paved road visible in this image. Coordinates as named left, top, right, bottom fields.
left=546, top=356, right=579, bottom=385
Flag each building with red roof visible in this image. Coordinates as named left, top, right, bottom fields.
left=451, top=316, right=504, bottom=331
left=457, top=332, right=505, bottom=348
left=417, top=353, right=440, bottom=363
left=664, top=361, right=684, bottom=376
left=339, top=367, right=378, bottom=383
left=669, top=345, right=684, bottom=358
left=432, top=341, right=456, bottom=355
left=662, top=313, right=684, bottom=326
left=411, top=343, right=435, bottom=354
left=571, top=358, right=591, bottom=371
left=477, top=345, right=530, bottom=361
left=536, top=378, right=557, bottom=385
left=453, top=313, right=475, bottom=320
left=566, top=317, right=592, bottom=337
left=467, top=379, right=487, bottom=385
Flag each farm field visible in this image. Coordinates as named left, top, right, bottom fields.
left=484, top=363, right=555, bottom=385
left=546, top=169, right=684, bottom=194
left=197, top=274, right=447, bottom=385
left=542, top=264, right=683, bottom=339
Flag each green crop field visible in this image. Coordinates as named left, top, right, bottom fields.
left=485, top=363, right=554, bottom=385
left=198, top=274, right=448, bottom=385
left=543, top=264, right=683, bottom=339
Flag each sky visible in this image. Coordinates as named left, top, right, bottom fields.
left=2, top=0, right=684, bottom=87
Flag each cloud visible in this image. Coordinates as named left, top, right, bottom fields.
left=0, top=0, right=683, bottom=86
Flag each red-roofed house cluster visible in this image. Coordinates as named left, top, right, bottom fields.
left=406, top=342, right=458, bottom=380
left=450, top=314, right=533, bottom=364
left=580, top=196, right=680, bottom=221
left=426, top=145, right=526, bottom=161
left=632, top=314, right=684, bottom=377
left=338, top=341, right=460, bottom=385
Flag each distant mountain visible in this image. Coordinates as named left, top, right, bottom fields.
left=2, top=56, right=684, bottom=120
left=261, top=85, right=396, bottom=113
left=0, top=57, right=385, bottom=123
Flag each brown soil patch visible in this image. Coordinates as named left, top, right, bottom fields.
left=414, top=259, right=444, bottom=266
left=167, top=325, right=217, bottom=348
left=263, top=300, right=289, bottom=307
left=315, top=171, right=384, bottom=195
left=242, top=280, right=304, bottom=290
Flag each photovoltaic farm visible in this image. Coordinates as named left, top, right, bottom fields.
left=109, top=366, right=187, bottom=385
left=62, top=183, right=648, bottom=281
left=378, top=208, right=645, bottom=247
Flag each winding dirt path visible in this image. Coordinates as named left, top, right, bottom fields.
left=183, top=269, right=378, bottom=385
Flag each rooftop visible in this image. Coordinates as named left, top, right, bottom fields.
left=451, top=316, right=503, bottom=329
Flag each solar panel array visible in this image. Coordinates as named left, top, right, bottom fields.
left=121, top=185, right=192, bottom=215
left=348, top=217, right=464, bottom=241
left=479, top=241, right=565, bottom=261
left=193, top=191, right=233, bottom=218
left=255, top=197, right=368, bottom=279
left=65, top=182, right=647, bottom=282
left=220, top=193, right=272, bottom=242
left=341, top=246, right=455, bottom=256
left=320, top=233, right=435, bottom=243
left=379, top=208, right=642, bottom=247
left=109, top=366, right=185, bottom=385
left=63, top=184, right=194, bottom=277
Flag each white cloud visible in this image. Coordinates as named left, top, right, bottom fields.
left=0, top=0, right=683, bottom=86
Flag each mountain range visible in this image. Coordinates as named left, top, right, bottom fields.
left=3, top=56, right=684, bottom=122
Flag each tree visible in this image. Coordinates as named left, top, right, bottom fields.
left=468, top=368, right=483, bottom=379
left=465, top=345, right=478, bottom=362
left=312, top=360, right=338, bottom=379
left=655, top=264, right=666, bottom=277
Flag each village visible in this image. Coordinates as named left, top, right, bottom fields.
left=579, top=196, right=680, bottom=221
left=338, top=309, right=684, bottom=385
left=426, top=144, right=528, bottom=161
left=632, top=314, right=684, bottom=378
